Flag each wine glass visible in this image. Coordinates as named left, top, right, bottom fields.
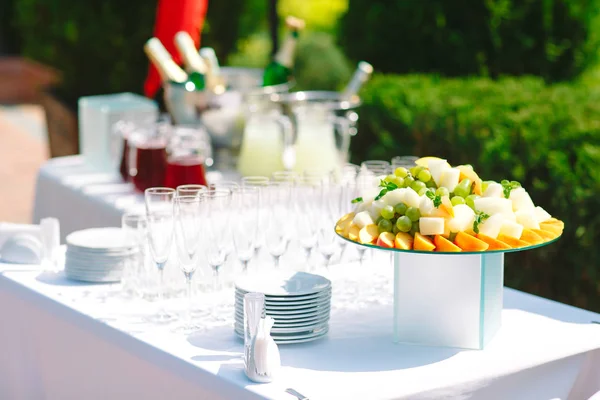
left=204, top=190, right=232, bottom=290
left=264, top=182, right=292, bottom=269
left=173, top=194, right=205, bottom=333
left=209, top=181, right=239, bottom=193
left=391, top=155, right=419, bottom=169
left=232, top=187, right=259, bottom=273
left=296, top=176, right=321, bottom=269
left=121, top=212, right=147, bottom=298
left=176, top=184, right=208, bottom=197
left=144, top=187, right=176, bottom=323
left=318, top=224, right=338, bottom=268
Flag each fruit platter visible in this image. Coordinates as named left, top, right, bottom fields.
left=336, top=157, right=564, bottom=349
left=336, top=156, right=564, bottom=254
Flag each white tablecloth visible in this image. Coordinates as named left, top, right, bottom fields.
left=32, top=156, right=238, bottom=241
left=1, top=258, right=599, bottom=400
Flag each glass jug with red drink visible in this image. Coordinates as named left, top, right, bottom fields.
left=127, top=125, right=169, bottom=192
left=164, top=126, right=211, bottom=188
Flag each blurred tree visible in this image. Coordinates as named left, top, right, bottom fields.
left=339, top=0, right=600, bottom=82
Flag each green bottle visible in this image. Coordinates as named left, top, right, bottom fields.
left=263, top=16, right=305, bottom=86
left=174, top=31, right=207, bottom=90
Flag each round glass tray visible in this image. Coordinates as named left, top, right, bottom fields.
left=336, top=231, right=561, bottom=256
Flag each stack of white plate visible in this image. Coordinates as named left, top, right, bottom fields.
left=64, top=228, right=137, bottom=283
left=234, top=271, right=332, bottom=344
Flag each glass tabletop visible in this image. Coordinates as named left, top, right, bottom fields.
left=335, top=231, right=562, bottom=256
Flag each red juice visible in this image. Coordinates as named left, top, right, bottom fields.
left=132, top=144, right=167, bottom=192
left=165, top=157, right=207, bottom=188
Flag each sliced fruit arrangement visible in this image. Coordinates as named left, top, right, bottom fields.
left=336, top=156, right=564, bottom=252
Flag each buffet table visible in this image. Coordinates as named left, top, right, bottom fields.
left=1, top=257, right=599, bottom=400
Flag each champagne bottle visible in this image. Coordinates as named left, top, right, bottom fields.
left=144, top=38, right=188, bottom=84
left=263, top=16, right=306, bottom=86
left=200, top=47, right=226, bottom=94
left=174, top=31, right=207, bottom=90
left=341, top=61, right=374, bottom=100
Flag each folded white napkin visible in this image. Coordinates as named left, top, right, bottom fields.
left=0, top=223, right=43, bottom=264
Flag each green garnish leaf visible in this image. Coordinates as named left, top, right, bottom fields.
left=374, top=180, right=399, bottom=201
left=425, top=190, right=442, bottom=208
left=473, top=210, right=490, bottom=234
left=351, top=197, right=363, bottom=204
left=500, top=179, right=521, bottom=199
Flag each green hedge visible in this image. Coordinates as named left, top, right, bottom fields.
left=354, top=74, right=600, bottom=311
left=339, top=0, right=600, bottom=82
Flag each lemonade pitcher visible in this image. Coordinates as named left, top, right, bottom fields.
left=237, top=110, right=294, bottom=177
left=291, top=104, right=351, bottom=174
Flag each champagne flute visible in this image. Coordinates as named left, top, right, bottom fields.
left=233, top=187, right=259, bottom=273
left=204, top=190, right=232, bottom=290
left=144, top=187, right=176, bottom=323
left=264, top=182, right=292, bottom=269
left=176, top=184, right=208, bottom=197
left=241, top=176, right=270, bottom=258
left=173, top=194, right=205, bottom=333
left=296, top=176, right=321, bottom=269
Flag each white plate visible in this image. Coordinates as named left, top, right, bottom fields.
left=235, top=320, right=328, bottom=334
left=235, top=271, right=331, bottom=297
left=235, top=306, right=330, bottom=321
left=66, top=251, right=137, bottom=260
left=64, top=269, right=123, bottom=278
left=235, top=290, right=331, bottom=305
left=234, top=298, right=331, bottom=313
left=235, top=312, right=330, bottom=327
left=64, top=272, right=121, bottom=283
left=235, top=302, right=330, bottom=316
left=234, top=326, right=329, bottom=344
left=66, top=228, right=136, bottom=251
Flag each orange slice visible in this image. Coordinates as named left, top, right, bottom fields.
left=434, top=235, right=462, bottom=252
left=454, top=231, right=489, bottom=251
left=476, top=233, right=512, bottom=250
left=414, top=232, right=436, bottom=251
left=531, top=228, right=557, bottom=241
left=520, top=229, right=544, bottom=245
left=498, top=234, right=530, bottom=248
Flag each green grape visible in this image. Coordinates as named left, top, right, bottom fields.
left=410, top=180, right=426, bottom=193
left=395, top=177, right=405, bottom=188
left=394, top=167, right=408, bottom=178
left=426, top=179, right=437, bottom=188
left=406, top=207, right=421, bottom=222
left=482, top=180, right=494, bottom=193
left=394, top=203, right=408, bottom=215
left=418, top=188, right=429, bottom=196
left=451, top=196, right=465, bottom=206
left=466, top=194, right=479, bottom=209
left=453, top=179, right=471, bottom=198
left=409, top=166, right=424, bottom=177
left=392, top=224, right=400, bottom=234
left=378, top=219, right=393, bottom=233
left=417, top=169, right=432, bottom=182
left=404, top=176, right=415, bottom=187
left=412, top=221, right=419, bottom=232
left=381, top=205, right=395, bottom=220
left=396, top=216, right=412, bottom=232
left=376, top=216, right=383, bottom=225
left=436, top=187, right=450, bottom=197
left=385, top=174, right=396, bottom=183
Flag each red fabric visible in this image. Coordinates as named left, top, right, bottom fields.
left=144, top=0, right=209, bottom=99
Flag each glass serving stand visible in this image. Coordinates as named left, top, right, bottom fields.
left=337, top=233, right=561, bottom=349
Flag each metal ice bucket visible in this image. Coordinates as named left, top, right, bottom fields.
left=163, top=67, right=292, bottom=150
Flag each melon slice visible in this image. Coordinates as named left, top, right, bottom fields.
left=531, top=228, right=557, bottom=241
left=395, top=232, right=414, bottom=250
left=520, top=229, right=544, bottom=245
left=434, top=235, right=462, bottom=252
left=454, top=231, right=489, bottom=251
left=476, top=233, right=512, bottom=250
left=539, top=223, right=563, bottom=236
left=414, top=232, right=436, bottom=251
left=348, top=224, right=360, bottom=241
left=497, top=234, right=530, bottom=248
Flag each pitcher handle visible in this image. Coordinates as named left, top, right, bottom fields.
left=334, top=116, right=352, bottom=165
left=276, top=114, right=296, bottom=171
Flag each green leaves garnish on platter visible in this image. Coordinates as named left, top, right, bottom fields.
left=351, top=197, right=363, bottom=204
left=473, top=210, right=490, bottom=234
left=374, top=180, right=399, bottom=200
left=501, top=180, right=521, bottom=199
left=425, top=190, right=442, bottom=208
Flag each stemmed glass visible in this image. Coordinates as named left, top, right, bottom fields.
left=391, top=155, right=419, bottom=169
left=176, top=184, right=208, bottom=197
left=204, top=190, right=232, bottom=290
left=121, top=212, right=147, bottom=298
left=209, top=181, right=239, bottom=193
left=264, top=182, right=292, bottom=269
left=173, top=194, right=205, bottom=333
left=317, top=224, right=338, bottom=268
left=296, top=176, right=322, bottom=269
left=144, top=187, right=176, bottom=323
left=241, top=176, right=270, bottom=257
left=232, top=187, right=259, bottom=273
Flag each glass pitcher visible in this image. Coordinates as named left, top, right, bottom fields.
left=237, top=109, right=294, bottom=177
left=164, top=126, right=212, bottom=188
left=291, top=104, right=351, bottom=174
left=127, top=124, right=169, bottom=192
